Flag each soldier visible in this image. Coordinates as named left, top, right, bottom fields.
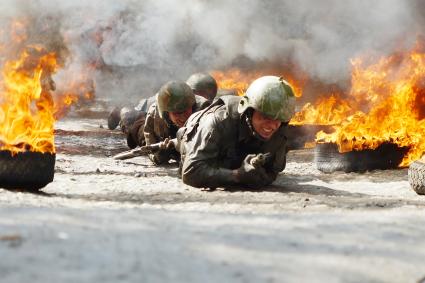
left=177, top=76, right=296, bottom=189
left=107, top=72, right=218, bottom=148
left=144, top=81, right=210, bottom=165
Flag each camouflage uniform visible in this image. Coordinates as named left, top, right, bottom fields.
left=144, top=95, right=210, bottom=165
left=178, top=76, right=295, bottom=189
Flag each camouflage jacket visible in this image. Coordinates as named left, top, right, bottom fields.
left=178, top=95, right=288, bottom=188
left=144, top=95, right=210, bottom=165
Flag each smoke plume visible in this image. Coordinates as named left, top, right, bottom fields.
left=0, top=0, right=423, bottom=104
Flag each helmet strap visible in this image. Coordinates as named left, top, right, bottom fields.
left=243, top=109, right=268, bottom=142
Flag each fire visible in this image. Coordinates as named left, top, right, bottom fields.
left=0, top=46, right=58, bottom=154
left=291, top=93, right=353, bottom=125
left=212, top=68, right=354, bottom=127
left=63, top=94, right=79, bottom=106
left=211, top=69, right=257, bottom=96
left=317, top=42, right=425, bottom=166
left=211, top=68, right=304, bottom=97
left=53, top=76, right=96, bottom=119
left=211, top=68, right=352, bottom=126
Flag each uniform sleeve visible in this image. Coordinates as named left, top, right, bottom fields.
left=143, top=104, right=172, bottom=165
left=143, top=104, right=159, bottom=146
left=181, top=115, right=237, bottom=188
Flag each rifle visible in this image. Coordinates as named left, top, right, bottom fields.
left=250, top=153, right=272, bottom=168
left=113, top=138, right=177, bottom=160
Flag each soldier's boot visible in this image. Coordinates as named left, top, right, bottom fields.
left=107, top=107, right=121, bottom=130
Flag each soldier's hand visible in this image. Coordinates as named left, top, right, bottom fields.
left=159, top=138, right=169, bottom=150
left=235, top=154, right=269, bottom=188
left=159, top=138, right=174, bottom=150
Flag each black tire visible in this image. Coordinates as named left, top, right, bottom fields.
left=315, top=142, right=409, bottom=173
left=408, top=159, right=425, bottom=195
left=0, top=151, right=55, bottom=190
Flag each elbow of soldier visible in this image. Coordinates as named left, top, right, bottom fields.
left=181, top=167, right=206, bottom=188
left=182, top=172, right=204, bottom=188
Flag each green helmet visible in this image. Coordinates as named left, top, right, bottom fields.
left=186, top=73, right=217, bottom=101
left=238, top=76, right=296, bottom=122
left=157, top=81, right=195, bottom=118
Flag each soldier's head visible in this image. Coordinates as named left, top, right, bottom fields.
left=157, top=81, right=195, bottom=127
left=238, top=76, right=296, bottom=140
left=186, top=73, right=218, bottom=101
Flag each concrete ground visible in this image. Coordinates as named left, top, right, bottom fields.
left=1, top=113, right=425, bottom=283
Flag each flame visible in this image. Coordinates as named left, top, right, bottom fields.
left=317, top=41, right=425, bottom=166
left=63, top=94, right=79, bottom=106
left=212, top=69, right=351, bottom=127
left=211, top=68, right=303, bottom=97
left=291, top=93, right=353, bottom=125
left=0, top=46, right=58, bottom=154
left=211, top=69, right=256, bottom=96
left=0, top=17, right=97, bottom=155
left=53, top=75, right=96, bottom=119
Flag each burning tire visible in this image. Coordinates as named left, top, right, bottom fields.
left=0, top=151, right=55, bottom=190
left=408, top=158, right=425, bottom=195
left=315, top=142, right=409, bottom=173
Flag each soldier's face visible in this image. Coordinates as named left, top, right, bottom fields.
left=251, top=110, right=281, bottom=140
left=169, top=107, right=193, bottom=127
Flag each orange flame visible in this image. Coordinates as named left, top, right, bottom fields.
left=63, top=94, right=79, bottom=106
left=317, top=42, right=425, bottom=166
left=0, top=46, right=58, bottom=154
left=211, top=69, right=256, bottom=96
left=291, top=93, right=353, bottom=125
left=211, top=68, right=303, bottom=97
left=53, top=75, right=96, bottom=119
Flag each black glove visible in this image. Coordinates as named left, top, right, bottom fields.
left=235, top=154, right=270, bottom=188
